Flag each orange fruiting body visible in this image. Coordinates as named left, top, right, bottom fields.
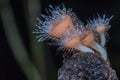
left=64, top=35, right=81, bottom=49
left=50, top=15, right=73, bottom=38
left=34, top=5, right=113, bottom=60
left=81, top=31, right=94, bottom=46
left=86, top=14, right=113, bottom=34
left=95, top=25, right=105, bottom=33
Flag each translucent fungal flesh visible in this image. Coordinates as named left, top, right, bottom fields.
left=64, top=35, right=81, bottom=49
left=50, top=14, right=73, bottom=38
left=59, top=29, right=95, bottom=53
left=95, top=25, right=106, bottom=34
left=81, top=31, right=107, bottom=60
left=34, top=4, right=113, bottom=61
left=87, top=14, right=113, bottom=32
left=34, top=4, right=82, bottom=42
left=91, top=42, right=107, bottom=60
left=86, top=14, right=113, bottom=47
left=100, top=33, right=106, bottom=47
left=81, top=31, right=95, bottom=46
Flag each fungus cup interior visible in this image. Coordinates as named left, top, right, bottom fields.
left=50, top=14, right=73, bottom=38
left=95, top=25, right=105, bottom=33
left=81, top=30, right=95, bottom=46
left=64, top=35, right=81, bottom=49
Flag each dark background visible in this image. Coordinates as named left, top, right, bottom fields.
left=0, top=0, right=120, bottom=80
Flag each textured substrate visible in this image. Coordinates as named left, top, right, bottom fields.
left=58, top=52, right=118, bottom=80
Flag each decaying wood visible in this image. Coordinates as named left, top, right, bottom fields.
left=58, top=52, right=118, bottom=80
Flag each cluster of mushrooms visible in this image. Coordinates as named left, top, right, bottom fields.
left=34, top=4, right=113, bottom=61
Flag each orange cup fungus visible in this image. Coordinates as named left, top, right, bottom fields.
left=95, top=25, right=106, bottom=34
left=34, top=5, right=113, bottom=60
left=50, top=15, right=73, bottom=38
left=64, top=35, right=81, bottom=49
left=81, top=31, right=95, bottom=46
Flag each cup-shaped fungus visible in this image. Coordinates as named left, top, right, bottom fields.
left=86, top=14, right=113, bottom=46
left=34, top=4, right=81, bottom=42
left=50, top=14, right=73, bottom=38
left=34, top=4, right=112, bottom=61
left=81, top=30, right=107, bottom=60
left=58, top=29, right=94, bottom=53
left=81, top=30, right=95, bottom=46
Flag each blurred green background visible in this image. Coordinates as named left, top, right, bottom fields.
left=0, top=0, right=120, bottom=80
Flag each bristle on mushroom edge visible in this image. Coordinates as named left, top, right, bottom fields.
left=56, top=44, right=95, bottom=55
left=33, top=4, right=113, bottom=61
left=34, top=4, right=83, bottom=42
left=86, top=14, right=113, bottom=47
left=86, top=14, right=113, bottom=32
left=57, top=38, right=95, bottom=54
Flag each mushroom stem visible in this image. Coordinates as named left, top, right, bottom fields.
left=100, top=33, right=106, bottom=47
left=78, top=45, right=95, bottom=53
left=91, top=42, right=107, bottom=60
